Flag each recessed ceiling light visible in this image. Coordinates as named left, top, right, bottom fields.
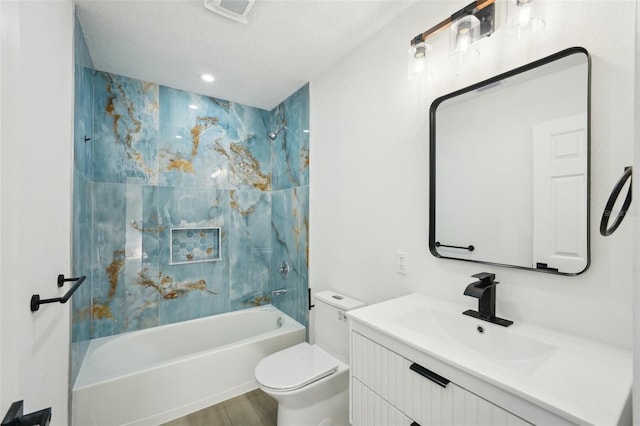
left=201, top=73, right=215, bottom=83
left=189, top=104, right=198, bottom=110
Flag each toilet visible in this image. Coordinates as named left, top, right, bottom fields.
left=254, top=291, right=365, bottom=426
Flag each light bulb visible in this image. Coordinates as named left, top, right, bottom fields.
left=449, top=15, right=480, bottom=63
left=408, top=42, right=432, bottom=81
left=507, top=0, right=545, bottom=38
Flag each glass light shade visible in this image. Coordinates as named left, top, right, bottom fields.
left=408, top=42, right=432, bottom=81
left=449, top=15, right=480, bottom=63
left=506, top=0, right=546, bottom=39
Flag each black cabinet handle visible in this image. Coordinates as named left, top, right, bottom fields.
left=409, top=362, right=450, bottom=388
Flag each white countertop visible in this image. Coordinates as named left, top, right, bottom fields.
left=348, top=293, right=632, bottom=426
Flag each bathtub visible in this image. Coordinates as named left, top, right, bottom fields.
left=72, top=305, right=305, bottom=426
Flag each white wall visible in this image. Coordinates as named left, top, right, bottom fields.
left=633, top=0, right=639, bottom=423
left=0, top=0, right=3, bottom=412
left=0, top=1, right=73, bottom=424
left=310, top=0, right=635, bottom=350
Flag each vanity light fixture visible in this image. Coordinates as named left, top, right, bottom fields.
left=506, top=0, right=545, bottom=39
left=449, top=15, right=481, bottom=62
left=408, top=0, right=496, bottom=74
left=408, top=41, right=432, bottom=81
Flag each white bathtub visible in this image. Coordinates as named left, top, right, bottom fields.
left=72, top=305, right=305, bottom=426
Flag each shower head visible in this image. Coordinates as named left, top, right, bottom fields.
left=268, top=124, right=287, bottom=141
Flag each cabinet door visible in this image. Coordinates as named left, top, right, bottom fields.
left=351, top=332, right=532, bottom=426
left=352, top=378, right=414, bottom=426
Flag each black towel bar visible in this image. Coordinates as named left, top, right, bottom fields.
left=30, top=274, right=86, bottom=312
left=435, top=241, right=475, bottom=252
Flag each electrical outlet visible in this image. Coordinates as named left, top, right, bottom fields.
left=396, top=251, right=408, bottom=275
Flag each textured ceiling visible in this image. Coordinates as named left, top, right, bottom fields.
left=76, top=0, right=417, bottom=110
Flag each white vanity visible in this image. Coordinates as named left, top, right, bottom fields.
left=348, top=293, right=632, bottom=426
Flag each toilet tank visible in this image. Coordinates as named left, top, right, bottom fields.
left=314, top=291, right=365, bottom=364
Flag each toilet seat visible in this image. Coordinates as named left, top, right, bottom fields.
left=255, top=342, right=338, bottom=392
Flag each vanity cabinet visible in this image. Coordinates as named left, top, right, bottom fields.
left=350, top=331, right=531, bottom=426
left=348, top=293, right=632, bottom=426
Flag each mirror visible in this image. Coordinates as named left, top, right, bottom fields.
left=429, top=47, right=590, bottom=275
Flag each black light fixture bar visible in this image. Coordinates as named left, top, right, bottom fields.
left=410, top=0, right=496, bottom=46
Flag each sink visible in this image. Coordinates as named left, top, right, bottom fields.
left=392, top=306, right=555, bottom=366
left=348, top=293, right=633, bottom=426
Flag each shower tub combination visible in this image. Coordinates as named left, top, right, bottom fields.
left=73, top=305, right=305, bottom=426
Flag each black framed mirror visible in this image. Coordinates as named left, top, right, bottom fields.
left=429, top=47, right=590, bottom=275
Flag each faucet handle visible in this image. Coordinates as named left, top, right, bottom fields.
left=471, top=272, right=495, bottom=283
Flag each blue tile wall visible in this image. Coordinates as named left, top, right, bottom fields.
left=72, top=49, right=309, bottom=361
left=268, top=84, right=310, bottom=327
left=157, top=186, right=229, bottom=325
left=229, top=190, right=272, bottom=310
left=71, top=12, right=94, bottom=385
left=271, top=84, right=309, bottom=191
left=93, top=72, right=159, bottom=185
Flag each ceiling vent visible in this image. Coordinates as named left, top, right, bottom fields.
left=204, top=0, right=255, bottom=24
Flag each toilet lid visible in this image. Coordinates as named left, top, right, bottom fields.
left=255, top=342, right=338, bottom=391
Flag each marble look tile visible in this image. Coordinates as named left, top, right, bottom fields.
left=91, top=182, right=127, bottom=338
left=159, top=86, right=231, bottom=188
left=297, top=185, right=309, bottom=326
left=227, top=103, right=272, bottom=191
left=120, top=185, right=160, bottom=332
left=229, top=190, right=272, bottom=311
left=270, top=85, right=309, bottom=191
left=74, top=66, right=93, bottom=177
left=71, top=17, right=95, bottom=383
left=91, top=183, right=161, bottom=337
left=77, top=70, right=309, bottom=342
left=270, top=188, right=305, bottom=325
left=71, top=171, right=92, bottom=382
left=299, top=84, right=310, bottom=187
left=93, top=72, right=159, bottom=185
left=158, top=87, right=272, bottom=192
left=157, top=186, right=230, bottom=325
left=72, top=171, right=92, bottom=336
left=270, top=104, right=295, bottom=191
left=74, top=14, right=93, bottom=69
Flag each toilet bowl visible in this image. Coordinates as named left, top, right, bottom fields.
left=254, top=291, right=364, bottom=426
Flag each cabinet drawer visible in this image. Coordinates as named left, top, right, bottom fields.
left=351, top=331, right=532, bottom=426
left=352, top=378, right=414, bottom=426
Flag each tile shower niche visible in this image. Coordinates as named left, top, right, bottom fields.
left=170, top=227, right=221, bottom=265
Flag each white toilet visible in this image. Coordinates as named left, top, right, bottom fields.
left=254, top=291, right=365, bottom=426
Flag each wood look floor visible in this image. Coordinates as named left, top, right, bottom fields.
left=161, top=389, right=277, bottom=426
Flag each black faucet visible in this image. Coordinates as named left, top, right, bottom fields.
left=463, top=272, right=513, bottom=327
